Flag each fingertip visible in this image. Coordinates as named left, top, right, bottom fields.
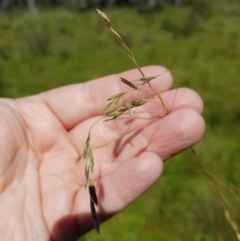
left=99, top=151, right=163, bottom=212
left=170, top=87, right=204, bottom=114
left=134, top=151, right=164, bottom=185
left=146, top=107, right=205, bottom=159
left=172, top=108, right=205, bottom=144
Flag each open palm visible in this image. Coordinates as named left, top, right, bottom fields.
left=0, top=66, right=204, bottom=241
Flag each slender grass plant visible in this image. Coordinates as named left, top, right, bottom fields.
left=82, top=9, right=240, bottom=240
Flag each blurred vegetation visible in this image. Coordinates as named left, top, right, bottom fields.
left=0, top=2, right=240, bottom=241
left=0, top=0, right=215, bottom=12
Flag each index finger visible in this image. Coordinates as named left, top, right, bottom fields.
left=40, top=66, right=173, bottom=130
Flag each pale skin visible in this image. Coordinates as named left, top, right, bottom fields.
left=0, top=66, right=205, bottom=241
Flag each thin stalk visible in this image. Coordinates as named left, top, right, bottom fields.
left=143, top=78, right=170, bottom=114
left=96, top=9, right=144, bottom=77
left=96, top=9, right=170, bottom=114
left=191, top=147, right=240, bottom=241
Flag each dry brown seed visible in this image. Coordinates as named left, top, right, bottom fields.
left=107, top=92, right=126, bottom=101
left=120, top=77, right=138, bottom=89
left=104, top=98, right=119, bottom=115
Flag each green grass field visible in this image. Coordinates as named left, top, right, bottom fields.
left=0, top=3, right=240, bottom=241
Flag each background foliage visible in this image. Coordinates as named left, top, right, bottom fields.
left=0, top=2, right=240, bottom=241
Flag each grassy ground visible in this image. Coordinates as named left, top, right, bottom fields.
left=0, top=3, right=240, bottom=241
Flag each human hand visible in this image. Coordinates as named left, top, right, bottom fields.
left=0, top=66, right=204, bottom=241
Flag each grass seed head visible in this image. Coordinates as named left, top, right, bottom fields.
left=83, top=134, right=91, bottom=159
left=84, top=148, right=94, bottom=188
left=137, top=76, right=158, bottom=85
left=96, top=9, right=110, bottom=28
left=104, top=110, right=124, bottom=121
left=104, top=98, right=120, bottom=115
left=120, top=77, right=138, bottom=89
left=107, top=92, right=126, bottom=101
left=84, top=165, right=89, bottom=188
left=130, top=99, right=148, bottom=107
left=86, top=149, right=94, bottom=172
left=118, top=105, right=129, bottom=112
